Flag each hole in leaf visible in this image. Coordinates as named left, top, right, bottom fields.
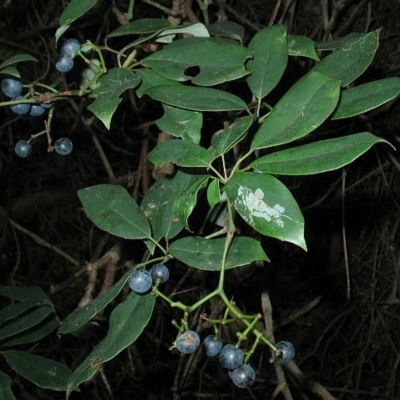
left=184, top=65, right=201, bottom=78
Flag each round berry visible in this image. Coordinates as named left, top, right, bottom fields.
left=175, top=330, right=200, bottom=354
left=228, top=364, right=256, bottom=389
left=274, top=341, right=295, bottom=365
left=219, top=344, right=244, bottom=370
left=150, top=263, right=169, bottom=283
left=15, top=140, right=32, bottom=158
left=29, top=105, right=46, bottom=117
left=10, top=96, right=30, bottom=115
left=55, top=55, right=74, bottom=73
left=40, top=102, right=54, bottom=109
left=2, top=78, right=23, bottom=98
left=54, top=137, right=73, bottom=156
left=61, top=38, right=81, bottom=56
left=128, top=269, right=153, bottom=294
left=203, top=335, right=222, bottom=357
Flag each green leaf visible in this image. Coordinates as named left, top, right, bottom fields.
left=169, top=236, right=269, bottom=270
left=210, top=115, right=254, bottom=158
left=59, top=0, right=99, bottom=26
left=55, top=25, right=70, bottom=44
left=0, top=370, right=17, bottom=400
left=77, top=184, right=151, bottom=240
left=87, top=69, right=141, bottom=129
left=0, top=285, right=52, bottom=306
left=66, top=292, right=155, bottom=397
left=143, top=37, right=251, bottom=86
left=225, top=173, right=306, bottom=249
left=332, top=78, right=400, bottom=119
left=288, top=35, right=319, bottom=60
left=315, top=33, right=364, bottom=51
left=0, top=303, right=40, bottom=327
left=0, top=66, right=20, bottom=78
left=156, top=23, right=210, bottom=43
left=135, top=69, right=179, bottom=98
left=107, top=18, right=173, bottom=37
left=173, top=175, right=209, bottom=230
left=3, top=350, right=73, bottom=391
left=312, top=30, right=380, bottom=87
left=141, top=170, right=201, bottom=252
left=144, top=85, right=247, bottom=111
left=2, top=318, right=58, bottom=347
left=148, top=140, right=211, bottom=168
left=0, top=306, right=53, bottom=342
left=250, top=132, right=389, bottom=175
left=0, top=54, right=38, bottom=70
left=207, top=179, right=221, bottom=209
left=246, top=25, right=288, bottom=100
left=251, top=71, right=340, bottom=150
left=207, top=21, right=245, bottom=42
left=156, top=104, right=203, bottom=143
left=59, top=270, right=132, bottom=334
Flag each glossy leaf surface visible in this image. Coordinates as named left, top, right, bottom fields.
left=157, top=104, right=203, bottom=143
left=169, top=236, right=269, bottom=270
left=66, top=292, right=155, bottom=397
left=3, top=350, right=73, bottom=391
left=78, top=184, right=151, bottom=240
left=143, top=37, right=251, bottom=86
left=251, top=71, right=340, bottom=150
left=87, top=69, right=141, bottom=129
left=148, top=140, right=211, bottom=168
left=225, top=173, right=306, bottom=249
left=251, top=133, right=389, bottom=175
left=144, top=85, right=247, bottom=111
left=332, top=78, right=400, bottom=119
left=246, top=25, right=288, bottom=100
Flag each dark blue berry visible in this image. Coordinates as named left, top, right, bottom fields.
left=175, top=330, right=200, bottom=354
left=219, top=344, right=244, bottom=370
left=128, top=269, right=153, bottom=293
left=150, top=263, right=169, bottom=283
left=15, top=140, right=32, bottom=158
left=203, top=335, right=222, bottom=357
left=274, top=341, right=295, bottom=365
left=29, top=105, right=46, bottom=117
left=40, top=102, right=54, bottom=109
left=56, top=55, right=74, bottom=73
left=54, top=138, right=73, bottom=156
left=61, top=38, right=81, bottom=56
left=10, top=96, right=30, bottom=115
left=228, top=364, right=256, bottom=388
left=2, top=78, right=23, bottom=98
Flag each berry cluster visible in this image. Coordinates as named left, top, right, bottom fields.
left=56, top=38, right=81, bottom=73
left=1, top=78, right=53, bottom=116
left=128, top=263, right=295, bottom=389
left=128, top=263, right=170, bottom=294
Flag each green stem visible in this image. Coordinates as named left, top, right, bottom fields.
left=126, top=0, right=135, bottom=20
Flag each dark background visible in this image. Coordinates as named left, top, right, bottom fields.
left=1, top=1, right=400, bottom=399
